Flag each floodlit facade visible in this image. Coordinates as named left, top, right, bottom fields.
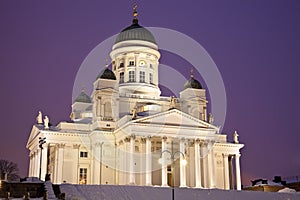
left=26, top=7, right=244, bottom=190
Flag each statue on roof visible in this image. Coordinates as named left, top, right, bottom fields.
left=170, top=96, right=176, bottom=108
left=36, top=111, right=43, bottom=124
left=44, top=116, right=49, bottom=129
left=70, top=112, right=75, bottom=121
left=208, top=113, right=214, bottom=124
left=233, top=131, right=239, bottom=144
left=132, top=107, right=137, bottom=119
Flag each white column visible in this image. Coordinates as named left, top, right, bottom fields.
left=235, top=154, right=242, bottom=190
left=208, top=141, right=216, bottom=188
left=179, top=138, right=186, bottom=187
left=200, top=141, right=208, bottom=188
left=211, top=142, right=216, bottom=188
left=129, top=135, right=135, bottom=184
left=36, top=151, right=40, bottom=178
left=223, top=153, right=230, bottom=190
left=93, top=143, right=101, bottom=184
left=32, top=152, right=36, bottom=177
left=119, top=140, right=125, bottom=185
left=194, top=139, right=201, bottom=188
left=28, top=154, right=32, bottom=177
left=161, top=137, right=168, bottom=187
left=96, top=98, right=101, bottom=117
left=54, top=146, right=58, bottom=183
left=72, top=144, right=80, bottom=184
left=41, top=144, right=48, bottom=181
left=145, top=136, right=152, bottom=186
left=36, top=149, right=41, bottom=179
left=124, top=138, right=130, bottom=184
left=56, top=144, right=65, bottom=184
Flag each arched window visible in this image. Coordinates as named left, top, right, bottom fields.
left=119, top=72, right=124, bottom=83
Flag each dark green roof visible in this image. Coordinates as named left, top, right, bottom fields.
left=74, top=91, right=91, bottom=103
left=184, top=78, right=202, bottom=90
left=115, top=21, right=156, bottom=45
left=97, top=68, right=116, bottom=80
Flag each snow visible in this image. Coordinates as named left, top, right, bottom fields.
left=278, top=188, right=297, bottom=193
left=60, top=184, right=300, bottom=200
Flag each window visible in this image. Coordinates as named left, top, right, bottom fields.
left=119, top=62, right=124, bottom=68
left=104, top=102, right=112, bottom=117
left=150, top=64, right=153, bottom=69
left=149, top=73, right=153, bottom=84
left=119, top=72, right=124, bottom=83
left=79, top=168, right=87, bottom=184
left=129, top=61, right=135, bottom=66
left=80, top=151, right=88, bottom=158
left=129, top=71, right=135, bottom=82
left=139, top=71, right=145, bottom=83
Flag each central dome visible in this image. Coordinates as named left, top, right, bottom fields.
left=114, top=20, right=156, bottom=45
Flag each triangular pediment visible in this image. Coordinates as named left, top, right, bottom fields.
left=133, top=109, right=218, bottom=130
left=26, top=125, right=41, bottom=148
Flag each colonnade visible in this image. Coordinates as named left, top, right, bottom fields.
left=115, top=135, right=242, bottom=190
left=28, top=138, right=242, bottom=190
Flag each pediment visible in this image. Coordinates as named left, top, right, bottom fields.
left=133, top=109, right=218, bottom=131
left=26, top=125, right=41, bottom=148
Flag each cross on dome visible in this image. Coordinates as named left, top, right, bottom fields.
left=133, top=3, right=138, bottom=24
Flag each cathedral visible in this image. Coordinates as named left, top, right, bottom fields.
left=26, top=6, right=244, bottom=190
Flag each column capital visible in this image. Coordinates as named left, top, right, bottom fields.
left=222, top=153, right=229, bottom=157
left=57, top=143, right=65, bottom=148
left=200, top=140, right=208, bottom=146
left=209, top=140, right=215, bottom=144
left=235, top=153, right=241, bottom=158
left=118, top=140, right=124, bottom=145
left=124, top=137, right=131, bottom=143
left=73, top=144, right=81, bottom=149
left=162, top=136, right=167, bottom=141
left=146, top=135, right=152, bottom=140
left=195, top=138, right=200, bottom=143
left=130, top=134, right=136, bottom=139
left=140, top=137, right=146, bottom=143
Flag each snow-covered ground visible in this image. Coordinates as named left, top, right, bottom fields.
left=60, top=184, right=300, bottom=200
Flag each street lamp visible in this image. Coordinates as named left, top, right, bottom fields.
left=159, top=140, right=187, bottom=200
left=39, top=137, right=46, bottom=180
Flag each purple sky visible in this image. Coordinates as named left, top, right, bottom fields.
left=0, top=1, right=300, bottom=186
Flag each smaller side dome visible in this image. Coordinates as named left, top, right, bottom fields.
left=184, top=68, right=202, bottom=90
left=96, top=67, right=117, bottom=80
left=74, top=90, right=91, bottom=103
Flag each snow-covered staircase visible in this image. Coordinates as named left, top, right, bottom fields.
left=44, top=181, right=57, bottom=199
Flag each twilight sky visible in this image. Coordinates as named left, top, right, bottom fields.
left=0, top=0, right=300, bottom=186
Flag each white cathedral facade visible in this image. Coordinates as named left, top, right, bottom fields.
left=26, top=8, right=244, bottom=190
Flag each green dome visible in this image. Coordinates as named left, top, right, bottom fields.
left=115, top=20, right=156, bottom=45
left=97, top=68, right=117, bottom=80
left=74, top=91, right=91, bottom=103
left=184, top=78, right=202, bottom=90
